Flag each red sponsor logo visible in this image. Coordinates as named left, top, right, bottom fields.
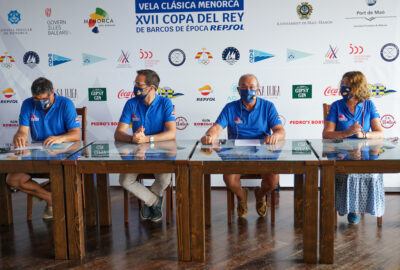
left=91, top=122, right=119, bottom=126
left=117, top=89, right=135, bottom=99
left=380, top=114, right=396, bottom=129
left=349, top=44, right=364, bottom=55
left=289, top=120, right=324, bottom=125
left=194, top=119, right=214, bottom=127
left=45, top=8, right=51, bottom=18
left=2, top=120, right=18, bottom=128
left=140, top=49, right=153, bottom=59
left=324, top=86, right=340, bottom=96
left=176, top=116, right=188, bottom=130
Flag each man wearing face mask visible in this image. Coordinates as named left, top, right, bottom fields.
left=115, top=69, right=176, bottom=222
left=201, top=74, right=285, bottom=218
left=7, top=77, right=81, bottom=219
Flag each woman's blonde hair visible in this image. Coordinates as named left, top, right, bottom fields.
left=342, top=71, right=371, bottom=102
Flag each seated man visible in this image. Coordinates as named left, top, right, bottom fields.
left=7, top=77, right=81, bottom=219
left=201, top=74, right=285, bottom=218
left=114, top=69, right=176, bottom=222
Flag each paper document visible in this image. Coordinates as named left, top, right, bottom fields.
left=234, top=139, right=261, bottom=146
left=14, top=142, right=74, bottom=151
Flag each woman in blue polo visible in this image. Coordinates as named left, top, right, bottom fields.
left=323, top=71, right=384, bottom=224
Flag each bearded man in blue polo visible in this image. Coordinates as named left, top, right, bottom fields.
left=7, top=77, right=81, bottom=219
left=201, top=74, right=285, bottom=218
left=115, top=69, right=176, bottom=222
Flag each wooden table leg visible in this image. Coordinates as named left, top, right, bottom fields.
left=175, top=163, right=191, bottom=261
left=294, top=174, right=304, bottom=229
left=84, top=174, right=97, bottom=227
left=204, top=174, right=211, bottom=227
left=303, top=166, right=318, bottom=264
left=50, top=165, right=68, bottom=259
left=320, top=164, right=335, bottom=264
left=0, top=173, right=13, bottom=225
left=96, top=174, right=111, bottom=226
left=64, top=164, right=85, bottom=259
left=190, top=164, right=205, bottom=262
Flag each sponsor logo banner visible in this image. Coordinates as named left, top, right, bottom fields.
left=168, top=49, right=186, bottom=66
left=88, top=88, right=107, bottom=101
left=91, top=144, right=109, bottom=157
left=23, top=51, right=40, bottom=68
left=84, top=8, right=115, bottom=34
left=48, top=54, right=71, bottom=66
left=287, top=48, right=312, bottom=62
left=292, top=141, right=312, bottom=155
left=1, top=88, right=18, bottom=103
left=292, top=85, right=312, bottom=99
left=0, top=52, right=15, bottom=69
left=380, top=114, right=396, bottom=129
left=82, top=53, right=106, bottom=66
left=56, top=88, right=77, bottom=100
left=135, top=0, right=244, bottom=33
left=157, top=87, right=184, bottom=98
left=249, top=49, right=274, bottom=63
left=380, top=43, right=399, bottom=62
left=176, top=116, right=189, bottom=130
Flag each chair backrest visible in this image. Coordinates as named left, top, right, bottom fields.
left=323, top=103, right=331, bottom=122
left=75, top=107, right=87, bottom=141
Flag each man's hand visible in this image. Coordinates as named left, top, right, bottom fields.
left=132, top=126, right=147, bottom=144
left=43, top=135, right=64, bottom=146
left=13, top=134, right=28, bottom=148
left=14, top=149, right=31, bottom=157
left=134, top=143, right=150, bottom=159
left=264, top=133, right=279, bottom=145
left=201, top=135, right=214, bottom=145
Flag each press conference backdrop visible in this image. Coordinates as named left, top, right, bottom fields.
left=1, top=0, right=399, bottom=188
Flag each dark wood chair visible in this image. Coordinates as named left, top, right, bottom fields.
left=123, top=174, right=174, bottom=224
left=323, top=103, right=382, bottom=227
left=224, top=130, right=278, bottom=224
left=227, top=177, right=278, bottom=224
left=27, top=107, right=87, bottom=221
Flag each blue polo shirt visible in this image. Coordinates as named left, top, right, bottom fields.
left=119, top=94, right=175, bottom=135
left=19, top=94, right=80, bottom=141
left=326, top=99, right=380, bottom=138
left=215, top=98, right=282, bottom=139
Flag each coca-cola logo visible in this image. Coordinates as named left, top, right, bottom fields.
left=380, top=114, right=396, bottom=129
left=117, top=89, right=135, bottom=99
left=176, top=116, right=188, bottom=130
left=324, top=86, right=340, bottom=96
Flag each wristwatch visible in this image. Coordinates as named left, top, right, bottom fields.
left=149, top=136, right=155, bottom=143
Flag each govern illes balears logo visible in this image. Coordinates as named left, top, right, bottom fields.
left=85, top=8, right=115, bottom=34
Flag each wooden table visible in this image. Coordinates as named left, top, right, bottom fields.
left=189, top=139, right=320, bottom=263
left=0, top=142, right=89, bottom=260
left=308, top=138, right=400, bottom=264
left=62, top=140, right=196, bottom=260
